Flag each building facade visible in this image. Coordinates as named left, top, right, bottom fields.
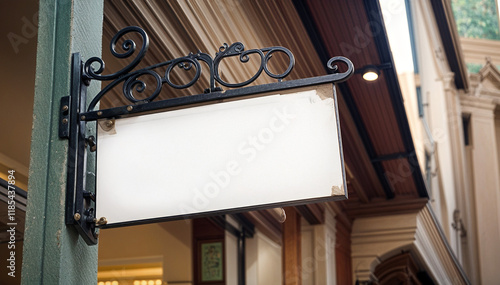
left=1, top=0, right=500, bottom=284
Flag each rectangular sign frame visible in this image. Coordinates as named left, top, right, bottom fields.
left=63, top=51, right=353, bottom=245
left=95, top=83, right=347, bottom=228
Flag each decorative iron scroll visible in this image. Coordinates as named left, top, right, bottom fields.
left=83, top=26, right=298, bottom=112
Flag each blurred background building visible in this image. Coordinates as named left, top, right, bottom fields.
left=1, top=0, right=500, bottom=284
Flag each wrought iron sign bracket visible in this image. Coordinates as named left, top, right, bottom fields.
left=60, top=26, right=354, bottom=245
left=59, top=53, right=100, bottom=245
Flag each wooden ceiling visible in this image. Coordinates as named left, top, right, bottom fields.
left=100, top=0, right=429, bottom=235
left=298, top=0, right=428, bottom=202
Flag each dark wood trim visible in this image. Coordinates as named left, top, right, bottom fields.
left=192, top=218, right=226, bottom=285
left=295, top=203, right=325, bottom=225
left=282, top=207, right=301, bottom=285
left=335, top=213, right=352, bottom=285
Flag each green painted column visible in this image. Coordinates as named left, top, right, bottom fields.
left=21, top=0, right=103, bottom=284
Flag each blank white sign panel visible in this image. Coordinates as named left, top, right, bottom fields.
left=96, top=84, right=346, bottom=226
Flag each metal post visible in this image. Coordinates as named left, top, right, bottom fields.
left=21, top=0, right=103, bottom=283
left=238, top=228, right=246, bottom=285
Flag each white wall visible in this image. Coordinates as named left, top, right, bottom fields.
left=411, top=0, right=459, bottom=252
left=246, top=230, right=282, bottom=285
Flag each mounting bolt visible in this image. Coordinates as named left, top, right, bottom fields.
left=99, top=119, right=115, bottom=132
left=96, top=217, right=108, bottom=226
left=85, top=215, right=96, bottom=224
left=62, top=105, right=69, bottom=112
left=97, top=111, right=103, bottom=116
left=87, top=136, right=97, bottom=152
left=74, top=213, right=81, bottom=221
left=127, top=106, right=133, bottom=111
left=62, top=118, right=68, bottom=124
left=81, top=115, right=86, bottom=120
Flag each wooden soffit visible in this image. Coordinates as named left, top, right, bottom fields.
left=101, top=0, right=428, bottom=227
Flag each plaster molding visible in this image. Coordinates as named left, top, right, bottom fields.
left=468, top=73, right=481, bottom=92
left=460, top=95, right=496, bottom=116
left=415, top=0, right=451, bottom=77
left=460, top=37, right=500, bottom=65
left=466, top=59, right=500, bottom=103
left=351, top=205, right=469, bottom=284
left=351, top=213, right=417, bottom=283
left=414, top=206, right=466, bottom=284
left=345, top=198, right=428, bottom=218
left=424, top=0, right=469, bottom=90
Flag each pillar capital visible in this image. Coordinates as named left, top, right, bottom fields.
left=441, top=71, right=456, bottom=91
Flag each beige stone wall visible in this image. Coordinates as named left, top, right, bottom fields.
left=461, top=82, right=500, bottom=284
left=351, top=207, right=469, bottom=284
left=398, top=1, right=500, bottom=284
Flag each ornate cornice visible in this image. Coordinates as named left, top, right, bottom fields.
left=460, top=94, right=496, bottom=114
left=351, top=204, right=470, bottom=284
left=464, top=59, right=500, bottom=106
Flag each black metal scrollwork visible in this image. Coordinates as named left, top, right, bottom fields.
left=213, top=42, right=295, bottom=88
left=327, top=56, right=354, bottom=75
left=84, top=26, right=149, bottom=81
left=84, top=26, right=299, bottom=112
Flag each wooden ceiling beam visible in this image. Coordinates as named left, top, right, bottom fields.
left=295, top=203, right=325, bottom=225
left=243, top=209, right=283, bottom=245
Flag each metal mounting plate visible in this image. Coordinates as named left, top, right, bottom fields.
left=63, top=53, right=98, bottom=245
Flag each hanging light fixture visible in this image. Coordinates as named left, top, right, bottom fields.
left=356, top=63, right=392, bottom=82
left=362, top=65, right=380, bottom=81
